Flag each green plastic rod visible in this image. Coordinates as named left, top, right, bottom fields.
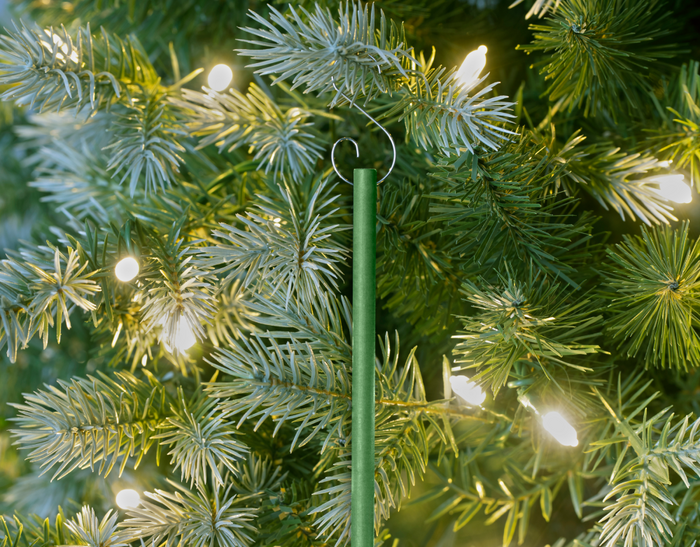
left=352, top=168, right=377, bottom=547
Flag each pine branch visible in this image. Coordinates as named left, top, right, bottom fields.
left=9, top=370, right=168, bottom=480
left=429, top=131, right=594, bottom=286
left=140, top=219, right=216, bottom=354
left=600, top=456, right=675, bottom=547
left=118, top=478, right=258, bottom=547
left=383, top=52, right=516, bottom=154
left=207, top=334, right=352, bottom=454
left=0, top=511, right=75, bottom=547
left=201, top=178, right=347, bottom=308
left=17, top=111, right=115, bottom=160
left=206, top=279, right=256, bottom=348
left=593, top=398, right=700, bottom=547
left=454, top=269, right=602, bottom=396
left=565, top=143, right=678, bottom=225
left=417, top=449, right=568, bottom=547
left=65, top=507, right=127, bottom=547
left=0, top=244, right=100, bottom=361
left=238, top=2, right=412, bottom=106
left=226, top=452, right=286, bottom=504
left=105, top=88, right=187, bottom=196
left=647, top=61, right=700, bottom=190
left=241, top=287, right=352, bottom=366
left=156, top=387, right=249, bottom=487
left=376, top=177, right=464, bottom=339
left=0, top=22, right=157, bottom=113
left=0, top=23, right=190, bottom=198
left=28, top=140, right=131, bottom=225
left=603, top=222, right=700, bottom=370
left=509, top=0, right=563, bottom=19
left=92, top=292, right=161, bottom=370
left=174, top=84, right=324, bottom=182
left=239, top=2, right=514, bottom=154
left=519, top=0, right=677, bottom=116
left=3, top=465, right=114, bottom=519
left=453, top=265, right=601, bottom=397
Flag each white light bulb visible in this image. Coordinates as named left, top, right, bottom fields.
left=653, top=174, right=692, bottom=204
left=207, top=64, right=233, bottom=92
left=542, top=411, right=578, bottom=447
left=175, top=318, right=197, bottom=353
left=116, top=489, right=141, bottom=509
left=115, top=257, right=139, bottom=282
left=449, top=375, right=486, bottom=406
left=162, top=316, right=197, bottom=355
left=456, top=45, right=488, bottom=88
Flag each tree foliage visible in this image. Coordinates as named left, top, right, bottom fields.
left=0, top=0, right=699, bottom=547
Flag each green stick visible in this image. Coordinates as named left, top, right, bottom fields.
left=352, top=168, right=377, bottom=547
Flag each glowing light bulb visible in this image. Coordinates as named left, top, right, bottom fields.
left=653, top=174, right=692, bottom=204
left=162, top=316, right=197, bottom=354
left=116, top=489, right=141, bottom=509
left=542, top=411, right=578, bottom=447
left=207, top=64, right=233, bottom=92
left=449, top=375, right=486, bottom=406
left=456, top=45, right=488, bottom=88
left=175, top=318, right=197, bottom=353
left=115, top=257, right=139, bottom=282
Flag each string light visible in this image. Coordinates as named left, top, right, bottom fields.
left=653, top=174, right=692, bottom=204
left=174, top=318, right=197, bottom=353
left=542, top=411, right=578, bottom=447
left=162, top=316, right=197, bottom=354
left=116, top=489, right=141, bottom=509
left=115, top=257, right=139, bottom=282
left=207, top=64, right=233, bottom=92
left=449, top=375, right=486, bottom=406
left=456, top=45, right=488, bottom=88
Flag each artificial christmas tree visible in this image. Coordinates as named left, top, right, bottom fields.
left=1, top=0, right=700, bottom=546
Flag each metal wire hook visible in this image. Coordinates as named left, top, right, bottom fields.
left=330, top=80, right=396, bottom=186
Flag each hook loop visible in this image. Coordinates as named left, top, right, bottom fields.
left=330, top=79, right=396, bottom=186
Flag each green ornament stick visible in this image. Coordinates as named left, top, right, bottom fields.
left=351, top=167, right=377, bottom=547
left=331, top=85, right=396, bottom=547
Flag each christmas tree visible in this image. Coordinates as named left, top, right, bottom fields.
left=1, top=0, right=700, bottom=545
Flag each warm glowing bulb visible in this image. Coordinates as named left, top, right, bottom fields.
left=163, top=316, right=197, bottom=354
left=207, top=64, right=233, bottom=92
left=175, top=318, right=197, bottom=353
left=653, top=174, right=692, bottom=204
left=542, top=411, right=578, bottom=447
left=456, top=45, right=488, bottom=87
left=116, top=489, right=141, bottom=509
left=449, top=375, right=486, bottom=406
left=115, top=257, right=139, bottom=282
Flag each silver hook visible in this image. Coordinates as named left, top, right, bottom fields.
left=330, top=79, right=396, bottom=186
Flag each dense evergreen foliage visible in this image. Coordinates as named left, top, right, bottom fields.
left=1, top=1, right=700, bottom=546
